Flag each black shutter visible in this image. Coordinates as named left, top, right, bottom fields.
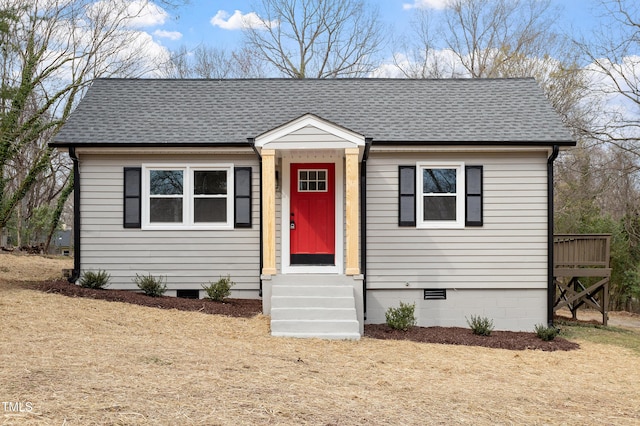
left=399, top=166, right=416, bottom=226
left=234, top=167, right=252, bottom=228
left=123, top=167, right=141, bottom=228
left=465, top=165, right=483, bottom=226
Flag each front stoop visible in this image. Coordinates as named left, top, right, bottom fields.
left=270, top=275, right=361, bottom=340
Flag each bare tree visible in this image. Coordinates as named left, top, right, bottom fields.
left=244, top=0, right=385, bottom=78
left=577, top=0, right=640, bottom=154
left=442, top=0, right=561, bottom=78
left=393, top=10, right=460, bottom=78
left=162, top=45, right=266, bottom=78
left=397, top=0, right=591, bottom=132
left=0, top=0, right=180, bottom=245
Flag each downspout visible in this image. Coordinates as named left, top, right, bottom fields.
left=547, top=145, right=559, bottom=326
left=248, top=138, right=263, bottom=297
left=360, top=138, right=373, bottom=320
left=68, top=147, right=81, bottom=283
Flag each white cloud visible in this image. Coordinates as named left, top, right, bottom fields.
left=87, top=0, right=168, bottom=29
left=402, top=0, right=451, bottom=10
left=153, top=29, right=182, bottom=40
left=210, top=10, right=277, bottom=30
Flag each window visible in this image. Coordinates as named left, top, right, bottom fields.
left=142, top=165, right=233, bottom=229
left=417, top=162, right=465, bottom=228
left=298, top=169, right=328, bottom=192
left=399, top=163, right=483, bottom=228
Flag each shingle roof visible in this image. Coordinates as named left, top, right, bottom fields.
left=52, top=78, right=574, bottom=146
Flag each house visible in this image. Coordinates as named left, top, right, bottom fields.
left=51, top=78, right=575, bottom=339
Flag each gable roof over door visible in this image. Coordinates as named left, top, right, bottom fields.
left=51, top=78, right=575, bottom=147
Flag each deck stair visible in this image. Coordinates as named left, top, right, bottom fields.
left=270, top=274, right=361, bottom=340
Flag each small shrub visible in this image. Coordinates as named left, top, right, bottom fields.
left=133, top=273, right=167, bottom=297
left=385, top=302, right=417, bottom=331
left=466, top=315, right=494, bottom=336
left=534, top=324, right=559, bottom=341
left=79, top=270, right=111, bottom=289
left=202, top=275, right=235, bottom=302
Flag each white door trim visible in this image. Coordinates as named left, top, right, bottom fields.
left=281, top=156, right=344, bottom=274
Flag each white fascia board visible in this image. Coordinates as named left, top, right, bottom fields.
left=255, top=113, right=365, bottom=148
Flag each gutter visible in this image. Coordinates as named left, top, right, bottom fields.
left=248, top=138, right=263, bottom=297
left=360, top=138, right=373, bottom=320
left=547, top=145, right=559, bottom=326
left=68, top=147, right=81, bottom=283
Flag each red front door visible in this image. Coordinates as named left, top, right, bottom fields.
left=290, top=163, right=335, bottom=265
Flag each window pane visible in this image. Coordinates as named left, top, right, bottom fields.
left=150, top=198, right=183, bottom=222
left=194, top=198, right=227, bottom=222
left=194, top=170, right=227, bottom=195
left=150, top=170, right=183, bottom=195
left=424, top=196, right=456, bottom=221
left=423, top=169, right=456, bottom=194
left=318, top=171, right=326, bottom=180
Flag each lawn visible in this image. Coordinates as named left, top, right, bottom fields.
left=1, top=254, right=639, bottom=425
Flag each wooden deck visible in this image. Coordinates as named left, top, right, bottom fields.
left=553, top=234, right=612, bottom=325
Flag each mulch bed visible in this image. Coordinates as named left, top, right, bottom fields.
left=29, top=279, right=262, bottom=318
left=30, top=279, right=579, bottom=351
left=366, top=324, right=579, bottom=351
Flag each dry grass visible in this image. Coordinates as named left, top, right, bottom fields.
left=1, top=254, right=640, bottom=425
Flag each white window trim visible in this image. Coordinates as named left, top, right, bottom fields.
left=416, top=161, right=465, bottom=229
left=142, top=163, right=234, bottom=230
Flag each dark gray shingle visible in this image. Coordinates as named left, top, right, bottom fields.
left=52, top=78, right=574, bottom=146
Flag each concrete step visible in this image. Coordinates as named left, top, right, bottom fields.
left=271, top=331, right=361, bottom=340
left=271, top=319, right=360, bottom=336
left=272, top=284, right=354, bottom=297
left=271, top=307, right=357, bottom=321
left=269, top=276, right=361, bottom=340
left=271, top=295, right=355, bottom=309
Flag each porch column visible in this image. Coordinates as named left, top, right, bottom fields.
left=262, top=149, right=277, bottom=275
left=345, top=148, right=360, bottom=275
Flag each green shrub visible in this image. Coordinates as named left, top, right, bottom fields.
left=202, top=275, right=235, bottom=302
left=534, top=324, right=559, bottom=341
left=133, top=273, right=167, bottom=297
left=385, top=302, right=417, bottom=331
left=466, top=315, right=494, bottom=336
left=79, top=270, right=111, bottom=289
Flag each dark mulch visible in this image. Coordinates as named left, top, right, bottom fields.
left=29, top=279, right=262, bottom=318
left=365, top=324, right=580, bottom=352
left=30, top=279, right=579, bottom=351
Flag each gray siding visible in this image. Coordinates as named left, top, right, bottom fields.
left=79, top=153, right=261, bottom=297
left=366, top=150, right=548, bottom=290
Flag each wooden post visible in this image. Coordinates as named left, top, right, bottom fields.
left=262, top=150, right=277, bottom=275
left=345, top=148, right=360, bottom=275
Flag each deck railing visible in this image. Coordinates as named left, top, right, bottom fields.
left=553, top=234, right=612, bottom=325
left=554, top=234, right=611, bottom=269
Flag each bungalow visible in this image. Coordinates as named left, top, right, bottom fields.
left=51, top=78, right=575, bottom=339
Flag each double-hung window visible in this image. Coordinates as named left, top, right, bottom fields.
left=142, top=164, right=233, bottom=229
left=416, top=162, right=465, bottom=228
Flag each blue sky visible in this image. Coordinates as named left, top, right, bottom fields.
left=148, top=0, right=604, bottom=53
